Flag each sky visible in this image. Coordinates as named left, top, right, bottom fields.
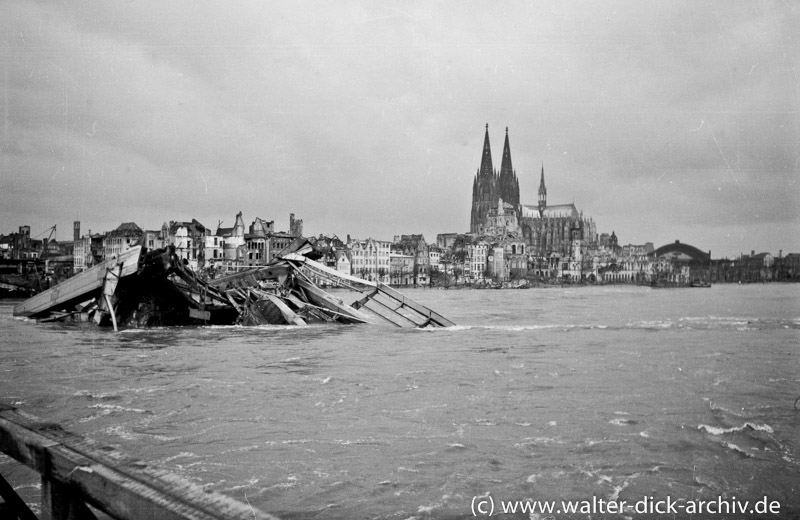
left=1, top=1, right=798, bottom=259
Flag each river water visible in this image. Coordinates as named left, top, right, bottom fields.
left=1, top=284, right=798, bottom=519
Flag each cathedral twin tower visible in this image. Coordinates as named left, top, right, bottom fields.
left=469, top=124, right=593, bottom=256
left=470, top=124, right=545, bottom=234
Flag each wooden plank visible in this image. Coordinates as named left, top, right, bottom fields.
left=274, top=237, right=314, bottom=258
left=285, top=255, right=454, bottom=328
left=207, top=264, right=289, bottom=290
left=358, top=301, right=405, bottom=328
left=102, top=264, right=123, bottom=296
left=240, top=297, right=285, bottom=326
left=263, top=294, right=306, bottom=326
left=0, top=281, right=28, bottom=291
left=0, top=407, right=281, bottom=520
left=281, top=254, right=377, bottom=288
left=369, top=292, right=433, bottom=325
left=38, top=311, right=77, bottom=323
left=170, top=274, right=231, bottom=308
left=0, top=415, right=59, bottom=474
left=361, top=298, right=419, bottom=327
left=188, top=308, right=211, bottom=321
left=13, top=247, right=142, bottom=318
left=351, top=286, right=449, bottom=328
left=375, top=283, right=456, bottom=327
left=46, top=448, right=229, bottom=520
left=294, top=279, right=373, bottom=324
left=224, top=291, right=241, bottom=312
left=350, top=288, right=378, bottom=310
left=283, top=294, right=336, bottom=323
left=105, top=294, right=119, bottom=332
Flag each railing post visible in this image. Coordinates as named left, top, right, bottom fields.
left=1, top=405, right=281, bottom=520
left=0, top=472, right=38, bottom=520
left=41, top=477, right=96, bottom=520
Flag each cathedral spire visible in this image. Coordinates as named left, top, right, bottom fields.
left=500, top=126, right=513, bottom=174
left=499, top=126, right=519, bottom=206
left=538, top=163, right=547, bottom=209
left=479, top=123, right=493, bottom=177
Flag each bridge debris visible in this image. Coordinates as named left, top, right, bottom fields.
left=13, top=238, right=454, bottom=330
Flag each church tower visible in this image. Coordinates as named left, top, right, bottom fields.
left=498, top=127, right=520, bottom=207
left=538, top=164, right=547, bottom=211
left=470, top=124, right=523, bottom=234
left=470, top=124, right=498, bottom=234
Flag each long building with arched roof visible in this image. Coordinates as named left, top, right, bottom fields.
left=652, top=240, right=710, bottom=263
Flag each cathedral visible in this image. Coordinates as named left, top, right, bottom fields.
left=469, top=124, right=596, bottom=256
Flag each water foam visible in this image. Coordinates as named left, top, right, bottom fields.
left=708, top=401, right=746, bottom=416
left=723, top=442, right=754, bottom=458
left=608, top=481, right=629, bottom=501
left=89, top=403, right=147, bottom=413
left=697, top=422, right=774, bottom=435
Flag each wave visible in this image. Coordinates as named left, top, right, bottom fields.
left=707, top=400, right=747, bottom=417
left=89, top=403, right=148, bottom=413
left=697, top=422, right=774, bottom=435
left=422, top=317, right=791, bottom=332
left=160, top=452, right=197, bottom=463
left=420, top=324, right=578, bottom=332
left=420, top=323, right=654, bottom=332
left=514, top=437, right=564, bottom=449
left=73, top=386, right=160, bottom=399
left=79, top=403, right=150, bottom=423
left=723, top=442, right=754, bottom=458
left=109, top=313, right=800, bottom=335
left=266, top=476, right=298, bottom=490
left=608, top=481, right=629, bottom=501
left=428, top=316, right=800, bottom=333
left=101, top=425, right=179, bottom=442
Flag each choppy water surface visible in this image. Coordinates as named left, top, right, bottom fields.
left=1, top=284, right=798, bottom=518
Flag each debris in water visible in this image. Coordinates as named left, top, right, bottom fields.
left=13, top=238, right=454, bottom=330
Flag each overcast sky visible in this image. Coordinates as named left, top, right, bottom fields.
left=1, top=1, right=797, bottom=258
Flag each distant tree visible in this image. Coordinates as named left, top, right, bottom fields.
left=429, top=265, right=443, bottom=287
left=453, top=265, right=463, bottom=286
left=439, top=256, right=451, bottom=287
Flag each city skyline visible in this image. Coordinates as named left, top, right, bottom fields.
left=1, top=1, right=798, bottom=258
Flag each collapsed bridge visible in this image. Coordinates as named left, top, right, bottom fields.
left=13, top=238, right=454, bottom=330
